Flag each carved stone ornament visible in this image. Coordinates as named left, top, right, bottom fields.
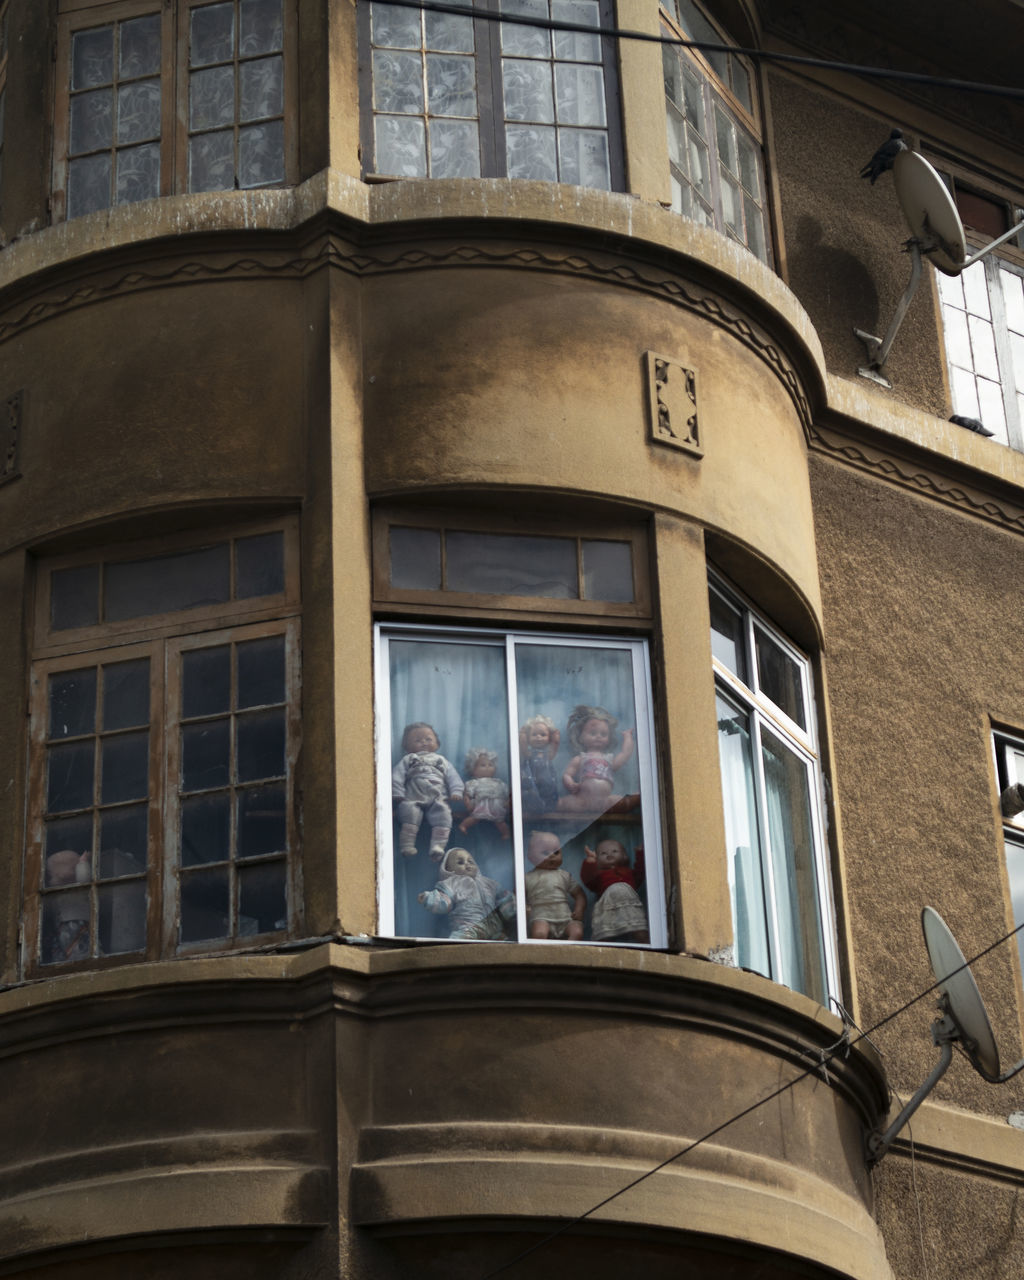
left=645, top=352, right=701, bottom=457
left=0, top=391, right=20, bottom=486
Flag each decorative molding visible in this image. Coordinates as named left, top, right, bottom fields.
left=645, top=352, right=701, bottom=456
left=1, top=390, right=20, bottom=487
left=808, top=422, right=1024, bottom=536
left=0, top=231, right=816, bottom=433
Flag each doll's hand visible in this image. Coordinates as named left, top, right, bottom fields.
left=563, top=777, right=580, bottom=793
left=417, top=892, right=427, bottom=903
left=584, top=845, right=596, bottom=862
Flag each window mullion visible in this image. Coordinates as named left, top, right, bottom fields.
left=750, top=710, right=783, bottom=984
left=480, top=0, right=506, bottom=177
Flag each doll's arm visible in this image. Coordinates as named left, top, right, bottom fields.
left=611, top=728, right=635, bottom=772
left=563, top=755, right=582, bottom=793
left=569, top=879, right=586, bottom=923
left=580, top=849, right=598, bottom=891
left=391, top=756, right=409, bottom=799
left=418, top=885, right=454, bottom=914
left=441, top=757, right=465, bottom=801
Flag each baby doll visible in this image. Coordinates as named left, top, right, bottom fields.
left=459, top=747, right=510, bottom=839
left=559, top=705, right=636, bottom=814
left=392, top=722, right=464, bottom=860
left=519, top=714, right=561, bottom=814
left=418, top=847, right=517, bottom=940
left=524, top=830, right=585, bottom=941
left=580, top=836, right=649, bottom=943
left=44, top=848, right=92, bottom=963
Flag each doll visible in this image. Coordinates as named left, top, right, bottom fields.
left=392, top=722, right=464, bottom=859
left=459, top=747, right=510, bottom=839
left=581, top=836, right=649, bottom=943
left=418, top=847, right=517, bottom=940
left=524, top=830, right=585, bottom=940
left=559, top=705, right=636, bottom=814
left=519, top=714, right=561, bottom=814
left=44, top=848, right=92, bottom=963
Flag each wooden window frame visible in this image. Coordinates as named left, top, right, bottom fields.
left=358, top=0, right=625, bottom=190
left=24, top=517, right=301, bottom=977
left=52, top=0, right=298, bottom=222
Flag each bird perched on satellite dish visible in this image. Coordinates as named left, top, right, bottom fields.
left=860, top=129, right=907, bottom=184
left=950, top=414, right=995, bottom=437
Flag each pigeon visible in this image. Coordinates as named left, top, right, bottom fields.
left=950, top=414, right=995, bottom=437
left=860, top=129, right=907, bottom=184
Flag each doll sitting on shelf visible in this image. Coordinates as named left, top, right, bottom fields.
left=459, top=747, right=510, bottom=839
left=524, top=830, right=585, bottom=941
left=418, top=847, right=517, bottom=940
left=559, top=704, right=638, bottom=815
left=581, top=836, right=649, bottom=944
left=519, top=714, right=561, bottom=815
left=391, top=721, right=464, bottom=860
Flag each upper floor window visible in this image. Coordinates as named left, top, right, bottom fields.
left=711, top=575, right=836, bottom=1003
left=660, top=0, right=769, bottom=262
left=993, top=731, right=1024, bottom=977
left=25, top=520, right=300, bottom=974
left=360, top=0, right=623, bottom=190
left=373, top=508, right=663, bottom=946
left=53, top=0, right=294, bottom=221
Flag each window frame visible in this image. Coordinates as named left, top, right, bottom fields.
left=992, top=730, right=1024, bottom=980
left=358, top=0, right=625, bottom=190
left=374, top=620, right=666, bottom=947
left=710, top=573, right=838, bottom=1003
left=51, top=0, right=298, bottom=222
left=24, top=517, right=301, bottom=976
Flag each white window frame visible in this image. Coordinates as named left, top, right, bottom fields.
left=374, top=622, right=666, bottom=947
left=710, top=575, right=839, bottom=1003
left=993, top=731, right=1024, bottom=978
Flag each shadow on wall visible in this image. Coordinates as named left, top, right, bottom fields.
left=790, top=215, right=881, bottom=364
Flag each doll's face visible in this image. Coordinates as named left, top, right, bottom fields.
left=447, top=849, right=478, bottom=876
left=595, top=839, right=627, bottom=869
left=529, top=832, right=562, bottom=870
left=405, top=725, right=439, bottom=754
left=472, top=758, right=496, bottom=779
left=527, top=722, right=551, bottom=749
left=580, top=717, right=611, bottom=752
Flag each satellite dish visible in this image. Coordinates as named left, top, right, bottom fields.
left=921, top=905, right=1000, bottom=1079
left=892, top=151, right=966, bottom=276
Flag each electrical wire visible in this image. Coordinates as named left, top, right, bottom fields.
left=369, top=0, right=1024, bottom=102
left=477, top=916, right=1024, bottom=1280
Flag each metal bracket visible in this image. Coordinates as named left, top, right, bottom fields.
left=855, top=240, right=924, bottom=383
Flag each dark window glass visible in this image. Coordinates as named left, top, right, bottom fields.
left=390, top=526, right=442, bottom=590
left=236, top=531, right=285, bottom=598
left=581, top=539, right=633, bottom=602
left=183, top=646, right=231, bottom=719
left=446, top=531, right=577, bottom=596
left=102, top=659, right=150, bottom=730
left=237, top=635, right=286, bottom=708
left=105, top=544, right=231, bottom=621
left=51, top=564, right=100, bottom=631
left=181, top=792, right=231, bottom=865
left=49, top=669, right=98, bottom=739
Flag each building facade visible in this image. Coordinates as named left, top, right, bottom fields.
left=1, top=0, right=1024, bottom=1276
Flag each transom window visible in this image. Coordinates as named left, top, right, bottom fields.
left=360, top=0, right=623, bottom=189
left=660, top=0, right=769, bottom=262
left=710, top=575, right=836, bottom=1002
left=53, top=0, right=294, bottom=221
left=25, top=520, right=300, bottom=974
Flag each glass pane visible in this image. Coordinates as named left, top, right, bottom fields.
left=500, top=0, right=550, bottom=58
left=962, top=260, right=990, bottom=319
left=731, top=57, right=752, bottom=113
left=373, top=49, right=425, bottom=113
left=180, top=867, right=230, bottom=942
left=239, top=859, right=287, bottom=932
left=120, top=14, right=162, bottom=79
left=503, top=58, right=554, bottom=122
left=51, top=564, right=100, bottom=631
left=98, top=878, right=147, bottom=954
left=581, top=540, right=633, bottom=602
left=716, top=692, right=769, bottom=977
left=736, top=129, right=759, bottom=196
left=372, top=2, right=423, bottom=49
left=99, top=805, right=148, bottom=873
left=102, top=659, right=150, bottom=731
left=429, top=118, right=481, bottom=176
left=943, top=301, right=971, bottom=366
left=761, top=726, right=827, bottom=1003
left=754, top=625, right=807, bottom=729
left=977, top=376, right=1008, bottom=443
left=375, top=115, right=427, bottom=176
left=715, top=104, right=737, bottom=175
left=182, top=719, right=231, bottom=791
left=191, top=64, right=235, bottom=130
left=426, top=53, right=477, bottom=117
left=47, top=742, right=95, bottom=813
left=390, top=526, right=441, bottom=589
left=709, top=591, right=747, bottom=682
left=388, top=636, right=513, bottom=935
left=118, top=78, right=161, bottom=143
left=968, top=314, right=999, bottom=382
left=936, top=268, right=964, bottom=308
left=191, top=2, right=235, bottom=67
left=45, top=819, right=93, bottom=879
left=667, top=109, right=684, bottom=168
left=1001, top=267, right=1024, bottom=336
left=181, top=792, right=231, bottom=865
left=116, top=142, right=161, bottom=205
left=49, top=669, right=97, bottom=739
left=236, top=531, right=285, bottom=597
left=744, top=195, right=767, bottom=261
left=551, top=0, right=601, bottom=61
left=240, top=54, right=283, bottom=121
left=69, top=153, right=112, bottom=218
left=425, top=8, right=475, bottom=53
left=72, top=26, right=114, bottom=90
left=554, top=63, right=605, bottom=127
left=190, top=128, right=235, bottom=191
left=100, top=730, right=149, bottom=804
left=237, top=708, right=286, bottom=781
left=240, top=0, right=283, bottom=55
left=687, top=133, right=710, bottom=200
left=1005, top=838, right=1024, bottom=976
left=238, top=782, right=286, bottom=856
left=447, top=531, right=577, bottom=596
left=42, top=890, right=91, bottom=964
left=238, top=119, right=284, bottom=186
left=104, top=543, right=230, bottom=620
left=183, top=645, right=231, bottom=719
left=238, top=635, right=286, bottom=708
left=949, top=363, right=980, bottom=418
left=721, top=172, right=741, bottom=237
left=557, top=127, right=610, bottom=188
left=506, top=123, right=557, bottom=179
left=70, top=88, right=114, bottom=154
